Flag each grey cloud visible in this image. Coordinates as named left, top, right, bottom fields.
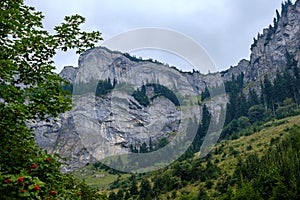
left=25, top=0, right=290, bottom=72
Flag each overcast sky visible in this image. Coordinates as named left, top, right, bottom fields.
left=24, top=0, right=294, bottom=72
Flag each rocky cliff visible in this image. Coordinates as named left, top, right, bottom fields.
left=34, top=0, right=300, bottom=171
left=34, top=47, right=226, bottom=171
left=222, top=0, right=300, bottom=87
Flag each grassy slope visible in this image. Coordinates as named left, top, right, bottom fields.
left=161, top=114, right=300, bottom=199
left=72, top=165, right=130, bottom=189
left=72, top=114, right=300, bottom=198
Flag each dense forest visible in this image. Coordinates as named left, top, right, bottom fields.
left=222, top=63, right=300, bottom=139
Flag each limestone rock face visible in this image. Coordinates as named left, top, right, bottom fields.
left=246, top=0, right=300, bottom=82
left=34, top=0, right=300, bottom=171
left=59, top=66, right=78, bottom=83
left=222, top=0, right=300, bottom=90
left=35, top=47, right=223, bottom=171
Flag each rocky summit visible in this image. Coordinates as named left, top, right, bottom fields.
left=222, top=0, right=300, bottom=89
left=33, top=0, right=300, bottom=171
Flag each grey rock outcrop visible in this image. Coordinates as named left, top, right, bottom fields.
left=59, top=66, right=78, bottom=83
left=246, top=0, right=300, bottom=82
left=34, top=47, right=226, bottom=171
left=34, top=0, right=300, bottom=171
left=222, top=0, right=300, bottom=90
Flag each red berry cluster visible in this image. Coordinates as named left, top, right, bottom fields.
left=34, top=184, right=40, bottom=191
left=49, top=190, right=57, bottom=195
left=31, top=163, right=38, bottom=169
left=45, top=157, right=51, bottom=162
left=18, top=177, right=24, bottom=182
left=3, top=178, right=11, bottom=184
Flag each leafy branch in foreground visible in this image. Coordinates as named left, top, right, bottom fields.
left=0, top=0, right=105, bottom=199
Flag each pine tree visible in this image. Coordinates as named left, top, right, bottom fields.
left=201, top=86, right=210, bottom=101
left=273, top=71, right=286, bottom=104
left=140, top=141, right=148, bottom=153
left=129, top=175, right=138, bottom=195
left=248, top=89, right=260, bottom=107
left=261, top=75, right=275, bottom=112
left=293, top=66, right=300, bottom=104
left=139, top=179, right=152, bottom=199
left=276, top=9, right=280, bottom=20
left=235, top=93, right=248, bottom=118
left=248, top=105, right=265, bottom=123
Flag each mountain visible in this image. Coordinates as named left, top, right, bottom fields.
left=33, top=47, right=227, bottom=172
left=75, top=114, right=300, bottom=198
left=222, top=0, right=300, bottom=87
left=33, top=0, right=300, bottom=172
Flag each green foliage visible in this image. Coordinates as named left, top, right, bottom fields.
left=197, top=186, right=209, bottom=200
left=72, top=78, right=116, bottom=96
left=261, top=66, right=300, bottom=116
left=281, top=0, right=292, bottom=17
left=248, top=105, right=265, bottom=123
left=132, top=83, right=180, bottom=107
left=148, top=83, right=180, bottom=106
left=62, top=83, right=73, bottom=94
left=0, top=0, right=104, bottom=199
left=101, top=116, right=300, bottom=199
left=123, top=53, right=143, bottom=63
left=72, top=80, right=97, bottom=95
left=261, top=75, right=274, bottom=111
left=96, top=78, right=115, bottom=97
left=276, top=98, right=297, bottom=118
left=108, top=192, right=117, bottom=200
left=129, top=175, right=138, bottom=196
left=264, top=25, right=274, bottom=46
left=123, top=53, right=163, bottom=65
left=248, top=89, right=260, bottom=108
left=222, top=116, right=253, bottom=139
left=157, top=138, right=169, bottom=149
left=178, top=192, right=197, bottom=200
left=0, top=153, right=105, bottom=199
left=132, top=85, right=149, bottom=107
left=224, top=73, right=245, bottom=125
left=223, top=63, right=300, bottom=139
left=201, top=86, right=210, bottom=101
left=139, top=142, right=148, bottom=153
left=139, top=179, right=153, bottom=199
left=232, top=125, right=300, bottom=199
left=232, top=182, right=262, bottom=200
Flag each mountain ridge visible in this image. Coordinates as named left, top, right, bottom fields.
left=222, top=0, right=300, bottom=87
left=34, top=0, right=300, bottom=171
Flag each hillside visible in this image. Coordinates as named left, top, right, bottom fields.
left=32, top=0, right=300, bottom=173
left=66, top=1, right=300, bottom=199
left=29, top=0, right=300, bottom=199
left=72, top=113, right=300, bottom=199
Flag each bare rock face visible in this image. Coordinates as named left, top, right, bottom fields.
left=33, top=112, right=96, bottom=172
left=59, top=66, right=78, bottom=83
left=34, top=47, right=224, bottom=171
left=222, top=0, right=300, bottom=91
left=34, top=0, right=300, bottom=171
left=247, top=0, right=300, bottom=81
